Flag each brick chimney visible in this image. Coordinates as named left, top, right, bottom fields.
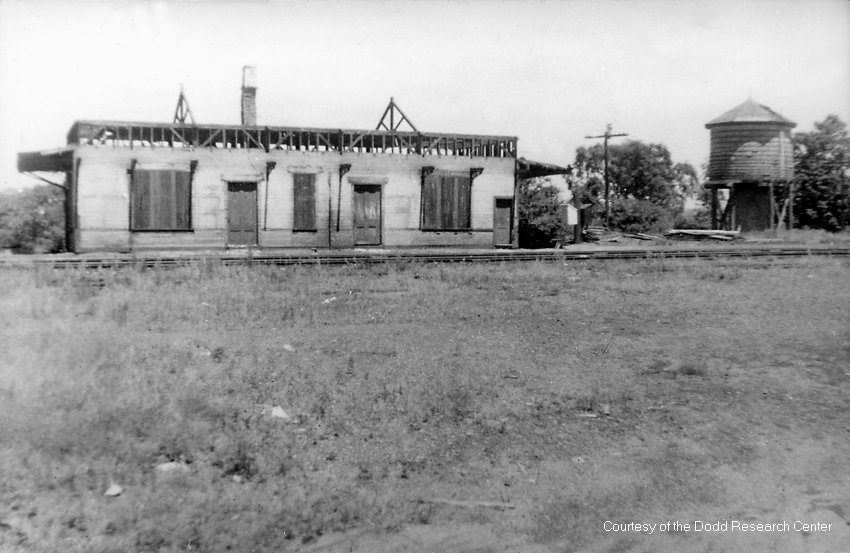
left=241, top=66, right=257, bottom=126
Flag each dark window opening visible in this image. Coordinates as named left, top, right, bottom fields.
left=293, top=173, right=316, bottom=231
left=130, top=169, right=191, bottom=231
left=421, top=172, right=471, bottom=230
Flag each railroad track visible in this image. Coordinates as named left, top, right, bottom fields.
left=1, top=244, right=848, bottom=270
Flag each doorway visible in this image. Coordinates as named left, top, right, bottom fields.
left=493, top=197, right=513, bottom=246
left=227, top=182, right=258, bottom=246
left=353, top=184, right=382, bottom=246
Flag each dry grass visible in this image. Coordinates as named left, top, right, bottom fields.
left=0, top=256, right=848, bottom=552
left=743, top=227, right=850, bottom=244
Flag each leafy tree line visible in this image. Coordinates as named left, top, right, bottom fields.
left=519, top=141, right=700, bottom=245
left=520, top=114, right=850, bottom=246
left=0, top=185, right=65, bottom=253
left=790, top=115, right=849, bottom=231
left=571, top=140, right=699, bottom=233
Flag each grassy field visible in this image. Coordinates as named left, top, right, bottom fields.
left=1, top=256, right=848, bottom=552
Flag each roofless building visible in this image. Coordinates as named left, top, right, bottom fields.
left=705, top=98, right=796, bottom=231
left=18, top=67, right=566, bottom=253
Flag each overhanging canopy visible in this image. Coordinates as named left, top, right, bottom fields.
left=518, top=157, right=571, bottom=180
left=17, top=148, right=74, bottom=173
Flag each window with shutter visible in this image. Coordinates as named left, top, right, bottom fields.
left=130, top=169, right=192, bottom=231
left=421, top=172, right=471, bottom=230
left=293, top=173, right=317, bottom=231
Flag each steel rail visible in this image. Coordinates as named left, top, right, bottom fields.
left=1, top=245, right=848, bottom=270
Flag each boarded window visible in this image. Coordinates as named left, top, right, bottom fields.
left=293, top=173, right=316, bottom=231
left=421, top=173, right=471, bottom=230
left=130, top=169, right=191, bottom=231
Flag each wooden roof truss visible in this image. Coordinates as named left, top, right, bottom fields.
left=375, top=97, right=418, bottom=132
left=172, top=86, right=195, bottom=125
left=66, top=120, right=517, bottom=159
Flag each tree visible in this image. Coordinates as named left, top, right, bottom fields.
left=571, top=140, right=698, bottom=232
left=0, top=185, right=66, bottom=253
left=568, top=148, right=605, bottom=207
left=792, top=115, right=850, bottom=231
left=518, top=177, right=567, bottom=248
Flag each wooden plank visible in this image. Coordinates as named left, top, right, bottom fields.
left=350, top=132, right=367, bottom=151
left=316, top=130, right=334, bottom=151
left=171, top=127, right=189, bottom=147
left=666, top=229, right=740, bottom=236
left=201, top=129, right=222, bottom=148
left=418, top=498, right=515, bottom=510
left=241, top=129, right=263, bottom=149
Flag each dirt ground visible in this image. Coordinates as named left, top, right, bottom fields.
left=299, top=258, right=850, bottom=553
left=302, top=366, right=850, bottom=553
left=0, top=256, right=848, bottom=552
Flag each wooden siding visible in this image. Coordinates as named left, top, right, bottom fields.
left=131, top=230, right=226, bottom=251
left=730, top=184, right=771, bottom=232
left=708, top=123, right=794, bottom=182
left=71, top=146, right=514, bottom=252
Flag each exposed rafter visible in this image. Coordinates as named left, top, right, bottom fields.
left=173, top=85, right=195, bottom=125
left=66, top=120, right=517, bottom=159
left=376, top=97, right=418, bottom=132
left=23, top=172, right=65, bottom=189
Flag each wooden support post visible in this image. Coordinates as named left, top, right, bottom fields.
left=127, top=159, right=137, bottom=250
left=787, top=180, right=794, bottom=230
left=769, top=179, right=775, bottom=233
left=730, top=189, right=736, bottom=231
left=710, top=188, right=718, bottom=230
left=327, top=172, right=332, bottom=249
left=337, top=164, right=350, bottom=233
left=188, top=160, right=198, bottom=230
left=263, top=161, right=276, bottom=231
left=512, top=159, right=520, bottom=248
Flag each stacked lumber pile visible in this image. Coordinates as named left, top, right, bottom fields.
left=598, top=232, right=661, bottom=243
left=583, top=226, right=606, bottom=242
left=665, top=229, right=741, bottom=241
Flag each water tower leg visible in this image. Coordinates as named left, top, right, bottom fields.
left=710, top=189, right=718, bottom=230
left=769, top=180, right=775, bottom=232
left=788, top=181, right=795, bottom=229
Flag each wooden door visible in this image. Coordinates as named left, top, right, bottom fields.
left=493, top=197, right=513, bottom=246
left=353, top=185, right=381, bottom=246
left=227, top=182, right=257, bottom=246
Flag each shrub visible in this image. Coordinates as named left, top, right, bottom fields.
left=0, top=185, right=65, bottom=253
left=673, top=207, right=711, bottom=230
left=608, top=197, right=674, bottom=234
left=519, top=178, right=567, bottom=248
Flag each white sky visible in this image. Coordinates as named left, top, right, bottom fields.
left=1, top=0, right=848, bottom=190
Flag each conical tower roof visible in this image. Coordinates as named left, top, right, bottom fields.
left=706, top=98, right=795, bottom=128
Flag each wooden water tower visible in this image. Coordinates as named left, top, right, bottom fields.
left=705, top=99, right=796, bottom=231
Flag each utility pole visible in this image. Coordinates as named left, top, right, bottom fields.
left=585, top=124, right=628, bottom=228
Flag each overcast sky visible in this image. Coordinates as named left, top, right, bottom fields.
left=1, top=0, right=848, bottom=190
